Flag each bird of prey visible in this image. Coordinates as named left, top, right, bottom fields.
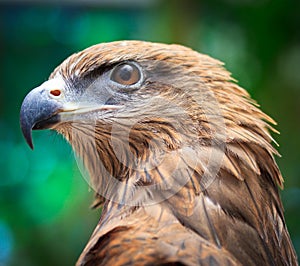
left=20, top=41, right=297, bottom=265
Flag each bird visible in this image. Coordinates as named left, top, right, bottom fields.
left=20, top=40, right=298, bottom=265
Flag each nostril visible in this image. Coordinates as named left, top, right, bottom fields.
left=50, top=89, right=61, bottom=97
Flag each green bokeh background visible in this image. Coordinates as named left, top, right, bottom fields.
left=0, top=0, right=299, bottom=265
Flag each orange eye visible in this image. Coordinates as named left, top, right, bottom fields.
left=110, top=63, right=141, bottom=86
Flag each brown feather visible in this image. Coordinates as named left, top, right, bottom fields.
left=49, top=41, right=297, bottom=265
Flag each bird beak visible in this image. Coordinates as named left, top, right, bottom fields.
left=20, top=83, right=65, bottom=149
left=20, top=79, right=122, bottom=149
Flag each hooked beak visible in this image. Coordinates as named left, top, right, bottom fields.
left=20, top=84, right=64, bottom=149
left=20, top=79, right=121, bottom=149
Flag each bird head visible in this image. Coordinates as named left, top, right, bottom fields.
left=20, top=41, right=281, bottom=207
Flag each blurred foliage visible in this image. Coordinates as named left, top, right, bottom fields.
left=0, top=0, right=299, bottom=265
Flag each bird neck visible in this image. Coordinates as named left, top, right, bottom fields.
left=67, top=119, right=193, bottom=207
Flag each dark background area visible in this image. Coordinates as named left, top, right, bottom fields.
left=0, top=0, right=299, bottom=265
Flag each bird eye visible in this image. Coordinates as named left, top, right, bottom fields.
left=110, top=62, right=141, bottom=86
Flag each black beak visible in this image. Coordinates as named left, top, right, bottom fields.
left=20, top=86, right=63, bottom=149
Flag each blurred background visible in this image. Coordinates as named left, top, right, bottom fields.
left=0, top=0, right=299, bottom=265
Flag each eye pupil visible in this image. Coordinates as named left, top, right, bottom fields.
left=111, top=62, right=141, bottom=86
left=118, top=65, right=133, bottom=81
